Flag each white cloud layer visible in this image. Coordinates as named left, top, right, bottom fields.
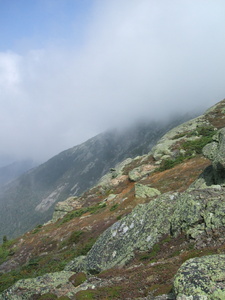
left=1, top=0, right=225, bottom=162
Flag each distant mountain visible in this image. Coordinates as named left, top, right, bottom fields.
left=0, top=160, right=37, bottom=187
left=0, top=115, right=194, bottom=240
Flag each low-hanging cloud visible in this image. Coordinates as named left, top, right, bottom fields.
left=1, top=0, right=225, bottom=163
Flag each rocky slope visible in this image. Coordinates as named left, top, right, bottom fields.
left=0, top=117, right=191, bottom=241
left=1, top=99, right=225, bottom=299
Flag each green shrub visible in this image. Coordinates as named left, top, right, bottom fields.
left=32, top=224, right=43, bottom=234
left=157, top=155, right=186, bottom=172
left=0, top=238, right=16, bottom=264
left=2, top=235, right=8, bottom=243
left=110, top=203, right=119, bottom=211
left=58, top=203, right=107, bottom=225
left=157, top=126, right=216, bottom=172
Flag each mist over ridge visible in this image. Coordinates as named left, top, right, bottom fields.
left=0, top=1, right=225, bottom=162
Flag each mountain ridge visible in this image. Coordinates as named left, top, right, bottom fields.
left=1, top=99, right=225, bottom=298
left=0, top=115, right=193, bottom=240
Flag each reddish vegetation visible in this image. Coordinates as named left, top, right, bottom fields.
left=143, top=156, right=211, bottom=193
left=205, top=98, right=225, bottom=129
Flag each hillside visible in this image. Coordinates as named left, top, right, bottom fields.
left=1, top=99, right=225, bottom=299
left=0, top=116, right=192, bottom=241
left=0, top=160, right=36, bottom=187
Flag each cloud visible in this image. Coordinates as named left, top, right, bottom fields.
left=1, top=0, right=225, bottom=162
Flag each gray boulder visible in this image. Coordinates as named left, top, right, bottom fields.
left=65, top=192, right=178, bottom=273
left=0, top=271, right=76, bottom=299
left=202, top=128, right=225, bottom=184
left=65, top=186, right=225, bottom=274
left=174, top=255, right=225, bottom=299
left=134, top=183, right=161, bottom=198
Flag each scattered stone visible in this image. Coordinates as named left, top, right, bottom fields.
left=135, top=183, right=161, bottom=198
left=128, top=164, right=155, bottom=181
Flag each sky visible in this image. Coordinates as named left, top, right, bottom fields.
left=1, top=0, right=225, bottom=164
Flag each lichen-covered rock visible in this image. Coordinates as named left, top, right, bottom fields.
left=174, top=255, right=225, bottom=299
left=128, top=164, right=155, bottom=181
left=65, top=186, right=225, bottom=274
left=97, top=158, right=132, bottom=188
left=65, top=255, right=87, bottom=273
left=202, top=128, right=225, bottom=184
left=171, top=187, right=225, bottom=238
left=0, top=271, right=75, bottom=300
left=51, top=197, right=81, bottom=222
left=135, top=183, right=161, bottom=198
left=151, top=116, right=211, bottom=163
left=65, top=192, right=178, bottom=273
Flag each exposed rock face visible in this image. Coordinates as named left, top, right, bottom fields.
left=203, top=128, right=225, bottom=184
left=174, top=255, right=225, bottom=299
left=151, top=115, right=211, bottom=163
left=65, top=185, right=225, bottom=274
left=65, top=192, right=178, bottom=272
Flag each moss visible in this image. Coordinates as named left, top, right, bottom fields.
left=38, top=293, right=58, bottom=300
left=75, top=290, right=95, bottom=299
left=69, top=272, right=87, bottom=287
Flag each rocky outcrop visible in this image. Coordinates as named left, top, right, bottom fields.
left=191, top=127, right=225, bottom=190
left=151, top=115, right=212, bottom=163
left=65, top=192, right=178, bottom=273
left=174, top=255, right=225, bottom=299
left=203, top=128, right=225, bottom=184
left=51, top=196, right=81, bottom=222
left=65, top=185, right=225, bottom=274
